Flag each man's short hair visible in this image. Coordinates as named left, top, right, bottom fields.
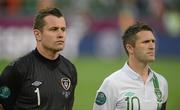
left=33, top=8, right=63, bottom=30
left=122, top=22, right=153, bottom=55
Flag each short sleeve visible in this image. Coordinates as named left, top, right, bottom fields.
left=93, top=78, right=117, bottom=110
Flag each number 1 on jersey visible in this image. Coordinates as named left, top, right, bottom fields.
left=34, top=88, right=41, bottom=106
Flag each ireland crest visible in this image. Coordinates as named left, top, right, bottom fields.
left=61, top=77, right=71, bottom=90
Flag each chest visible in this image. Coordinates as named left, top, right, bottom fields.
left=115, top=80, right=162, bottom=110
left=19, top=62, right=74, bottom=107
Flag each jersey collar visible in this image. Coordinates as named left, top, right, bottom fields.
left=123, top=62, right=154, bottom=81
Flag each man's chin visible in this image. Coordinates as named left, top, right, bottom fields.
left=51, top=48, right=63, bottom=52
left=148, top=58, right=155, bottom=62
left=55, top=46, right=64, bottom=51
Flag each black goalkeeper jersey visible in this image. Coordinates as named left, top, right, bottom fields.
left=0, top=49, right=77, bottom=110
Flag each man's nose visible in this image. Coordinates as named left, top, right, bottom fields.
left=149, top=42, right=155, bottom=49
left=57, top=30, right=64, bottom=37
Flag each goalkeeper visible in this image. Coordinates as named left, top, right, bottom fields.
left=0, top=8, right=77, bottom=110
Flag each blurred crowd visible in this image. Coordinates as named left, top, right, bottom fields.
left=0, top=0, right=180, bottom=59
left=0, top=0, right=180, bottom=36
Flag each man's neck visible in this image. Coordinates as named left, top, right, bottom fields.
left=128, top=58, right=149, bottom=82
left=36, top=46, right=59, bottom=60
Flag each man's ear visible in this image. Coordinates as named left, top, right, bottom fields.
left=33, top=29, right=42, bottom=41
left=126, top=44, right=134, bottom=55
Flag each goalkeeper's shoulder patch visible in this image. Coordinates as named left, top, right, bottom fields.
left=0, top=86, right=11, bottom=99
left=95, top=92, right=106, bottom=105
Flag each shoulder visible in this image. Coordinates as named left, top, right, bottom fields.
left=106, top=68, right=127, bottom=83
left=100, top=69, right=125, bottom=89
left=60, top=55, right=76, bottom=70
left=8, top=50, right=35, bottom=74
left=0, top=51, right=35, bottom=79
left=152, top=71, right=168, bottom=102
left=60, top=55, right=72, bottom=63
left=104, top=63, right=133, bottom=85
left=153, top=71, right=168, bottom=86
left=13, top=50, right=34, bottom=67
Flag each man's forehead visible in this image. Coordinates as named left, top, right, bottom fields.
left=136, top=30, right=155, bottom=40
left=44, top=15, right=66, bottom=26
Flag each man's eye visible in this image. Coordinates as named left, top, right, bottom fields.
left=152, top=40, right=155, bottom=43
left=50, top=27, right=58, bottom=31
left=143, top=40, right=155, bottom=43
left=61, top=27, right=66, bottom=32
left=144, top=40, right=149, bottom=43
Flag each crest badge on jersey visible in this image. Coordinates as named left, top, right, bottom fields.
left=155, top=88, right=162, bottom=102
left=95, top=92, right=106, bottom=105
left=0, top=86, right=11, bottom=99
left=61, top=77, right=71, bottom=90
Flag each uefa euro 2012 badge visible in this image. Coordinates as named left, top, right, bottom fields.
left=0, top=86, right=11, bottom=99
left=95, top=92, right=106, bottom=105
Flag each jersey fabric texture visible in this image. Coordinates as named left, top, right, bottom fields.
left=93, top=62, right=168, bottom=110
left=0, top=49, right=77, bottom=110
